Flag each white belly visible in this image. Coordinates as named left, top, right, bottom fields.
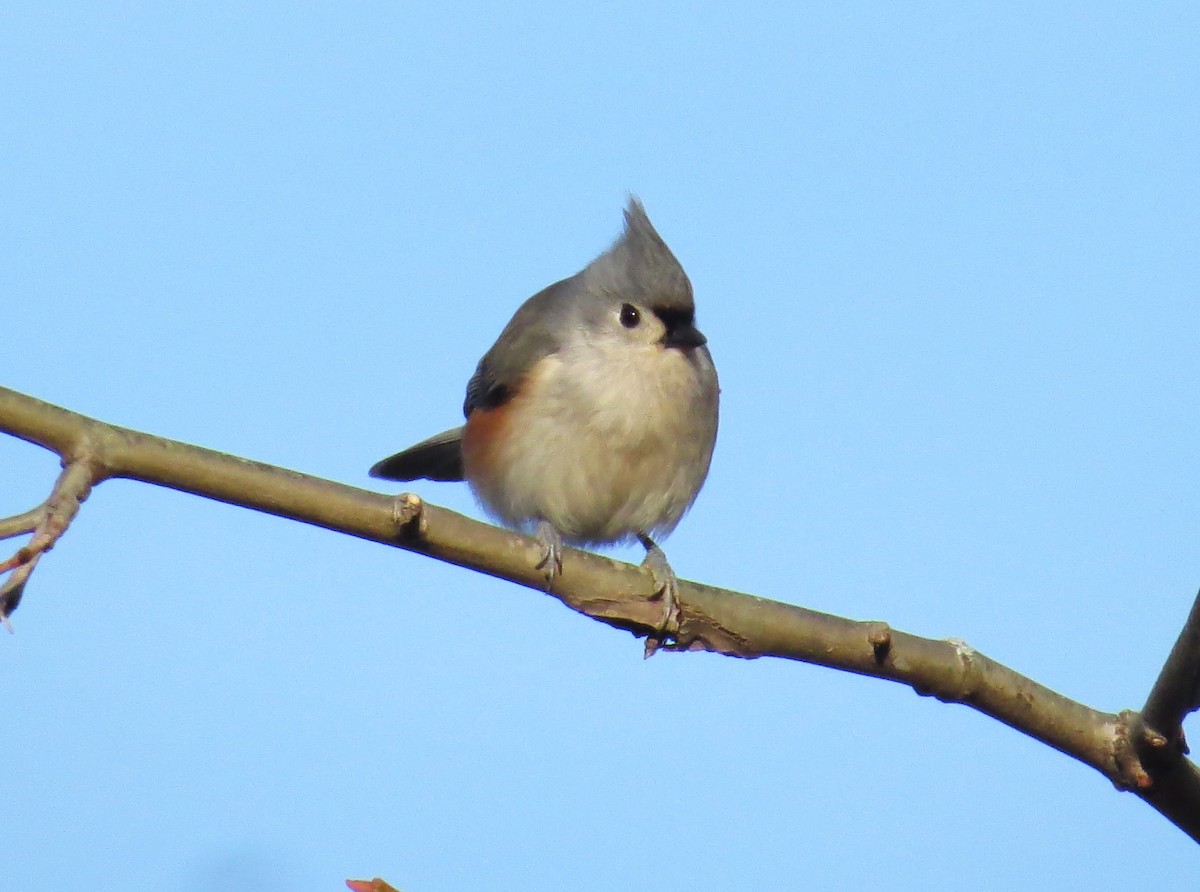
left=468, top=340, right=719, bottom=545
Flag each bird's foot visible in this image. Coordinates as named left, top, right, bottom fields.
left=638, top=534, right=679, bottom=657
left=534, top=520, right=564, bottom=589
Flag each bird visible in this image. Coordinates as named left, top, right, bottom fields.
left=370, top=198, right=718, bottom=644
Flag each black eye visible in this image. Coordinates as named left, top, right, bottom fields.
left=619, top=304, right=641, bottom=328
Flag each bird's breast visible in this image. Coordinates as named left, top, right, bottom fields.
left=463, top=341, right=718, bottom=545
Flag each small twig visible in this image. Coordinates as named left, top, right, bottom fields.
left=0, top=458, right=98, bottom=623
left=1142, top=587, right=1200, bottom=755
left=0, top=506, right=42, bottom=541
left=0, top=555, right=38, bottom=632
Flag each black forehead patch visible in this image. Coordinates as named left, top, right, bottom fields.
left=652, top=306, right=695, bottom=329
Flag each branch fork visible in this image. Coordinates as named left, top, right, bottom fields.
left=1, top=457, right=100, bottom=626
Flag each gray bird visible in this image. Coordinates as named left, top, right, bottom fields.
left=371, top=199, right=719, bottom=640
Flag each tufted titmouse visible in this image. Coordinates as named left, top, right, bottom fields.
left=370, top=199, right=719, bottom=640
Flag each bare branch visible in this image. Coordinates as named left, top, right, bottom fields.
left=1143, top=588, right=1200, bottom=755
left=2, top=383, right=1199, bottom=841
left=0, top=506, right=42, bottom=540
left=0, top=458, right=98, bottom=621
left=0, top=556, right=35, bottom=631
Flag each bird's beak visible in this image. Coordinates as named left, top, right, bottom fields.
left=662, top=322, right=707, bottom=349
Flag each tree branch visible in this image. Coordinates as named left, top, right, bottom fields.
left=1, top=384, right=1198, bottom=841
left=1143, top=589, right=1200, bottom=756
left=0, top=457, right=96, bottom=623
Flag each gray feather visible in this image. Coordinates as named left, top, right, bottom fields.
left=369, top=427, right=465, bottom=482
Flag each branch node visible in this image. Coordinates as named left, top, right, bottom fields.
left=0, top=545, right=34, bottom=574
left=1143, top=728, right=1170, bottom=749
left=1112, top=711, right=1155, bottom=791
left=391, top=493, right=426, bottom=537
left=866, top=623, right=892, bottom=663
left=943, top=637, right=984, bottom=702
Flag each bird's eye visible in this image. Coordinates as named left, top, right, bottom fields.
left=619, top=304, right=641, bottom=328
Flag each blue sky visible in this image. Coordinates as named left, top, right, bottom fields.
left=3, top=3, right=1198, bottom=889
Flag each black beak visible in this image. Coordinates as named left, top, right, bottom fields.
left=662, top=321, right=707, bottom=349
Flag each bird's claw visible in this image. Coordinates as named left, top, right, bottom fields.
left=534, top=520, right=564, bottom=588
left=638, top=534, right=679, bottom=657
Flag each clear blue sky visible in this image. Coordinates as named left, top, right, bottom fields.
left=4, top=3, right=1198, bottom=889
